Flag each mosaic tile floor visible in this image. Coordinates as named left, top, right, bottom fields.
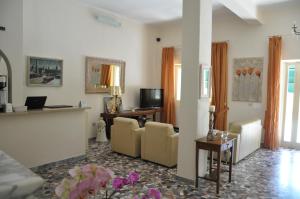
left=32, top=139, right=300, bottom=199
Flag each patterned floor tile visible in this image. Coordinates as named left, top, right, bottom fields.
left=32, top=139, right=300, bottom=199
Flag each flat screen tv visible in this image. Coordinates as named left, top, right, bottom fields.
left=140, top=88, right=164, bottom=108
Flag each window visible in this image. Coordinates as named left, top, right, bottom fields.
left=175, top=64, right=182, bottom=101
left=288, top=66, right=295, bottom=93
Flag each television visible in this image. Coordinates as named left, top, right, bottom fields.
left=140, top=88, right=164, bottom=108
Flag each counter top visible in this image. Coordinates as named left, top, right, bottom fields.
left=0, top=107, right=90, bottom=117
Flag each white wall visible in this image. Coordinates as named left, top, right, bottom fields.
left=148, top=20, right=182, bottom=125
left=213, top=2, right=300, bottom=130
left=0, top=0, right=24, bottom=105
left=20, top=0, right=154, bottom=137
left=149, top=1, right=300, bottom=132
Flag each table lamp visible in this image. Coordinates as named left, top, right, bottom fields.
left=110, top=86, right=122, bottom=97
left=109, top=86, right=122, bottom=113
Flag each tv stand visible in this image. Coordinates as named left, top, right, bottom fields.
left=100, top=107, right=162, bottom=139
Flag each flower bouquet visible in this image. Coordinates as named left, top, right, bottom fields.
left=55, top=164, right=162, bottom=199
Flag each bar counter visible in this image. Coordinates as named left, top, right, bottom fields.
left=0, top=107, right=90, bottom=168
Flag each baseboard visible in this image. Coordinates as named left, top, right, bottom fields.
left=31, top=155, right=86, bottom=170
left=175, top=175, right=195, bottom=185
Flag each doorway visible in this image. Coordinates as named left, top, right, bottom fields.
left=281, top=61, right=300, bottom=149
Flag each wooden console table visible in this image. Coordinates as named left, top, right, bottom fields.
left=195, top=135, right=235, bottom=194
left=100, top=108, right=162, bottom=139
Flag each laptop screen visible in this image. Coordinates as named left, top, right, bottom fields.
left=25, top=96, right=47, bottom=110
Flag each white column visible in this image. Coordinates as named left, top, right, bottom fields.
left=177, top=0, right=212, bottom=181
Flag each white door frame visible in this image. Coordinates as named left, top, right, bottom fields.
left=281, top=62, right=300, bottom=149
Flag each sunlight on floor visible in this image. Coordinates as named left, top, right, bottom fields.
left=279, top=150, right=300, bottom=194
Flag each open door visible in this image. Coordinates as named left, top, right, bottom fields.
left=281, top=61, right=300, bottom=149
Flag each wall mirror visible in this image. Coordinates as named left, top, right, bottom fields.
left=85, top=57, right=125, bottom=94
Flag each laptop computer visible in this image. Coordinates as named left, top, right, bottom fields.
left=25, top=96, right=47, bottom=110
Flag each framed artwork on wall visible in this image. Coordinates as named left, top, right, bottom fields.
left=27, top=56, right=63, bottom=87
left=200, top=64, right=211, bottom=98
left=232, top=57, right=263, bottom=102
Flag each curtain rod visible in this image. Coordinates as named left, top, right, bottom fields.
left=267, top=34, right=299, bottom=39
left=213, top=40, right=230, bottom=42
left=171, top=40, right=230, bottom=49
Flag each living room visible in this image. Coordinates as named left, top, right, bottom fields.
left=1, top=0, right=300, bottom=198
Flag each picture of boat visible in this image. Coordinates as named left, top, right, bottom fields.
left=28, top=57, right=63, bottom=86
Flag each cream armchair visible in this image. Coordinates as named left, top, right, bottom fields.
left=141, top=122, right=178, bottom=167
left=111, top=117, right=142, bottom=158
left=229, top=119, right=262, bottom=164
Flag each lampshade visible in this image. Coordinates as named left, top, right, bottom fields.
left=110, top=86, right=122, bottom=96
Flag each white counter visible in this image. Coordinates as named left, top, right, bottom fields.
left=0, top=107, right=89, bottom=168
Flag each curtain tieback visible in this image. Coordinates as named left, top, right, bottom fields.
left=215, top=107, right=229, bottom=117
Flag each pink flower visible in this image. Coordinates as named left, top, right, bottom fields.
left=122, top=178, right=130, bottom=185
left=55, top=179, right=68, bottom=197
left=112, top=177, right=124, bottom=190
left=55, top=178, right=77, bottom=199
left=81, top=164, right=97, bottom=178
left=69, top=178, right=97, bottom=199
left=95, top=166, right=114, bottom=188
left=147, top=188, right=161, bottom=199
left=69, top=166, right=83, bottom=181
left=127, top=171, right=139, bottom=185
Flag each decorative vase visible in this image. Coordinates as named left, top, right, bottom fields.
left=96, top=117, right=108, bottom=142
left=207, top=106, right=216, bottom=141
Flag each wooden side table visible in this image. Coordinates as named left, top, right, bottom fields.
left=195, top=136, right=235, bottom=194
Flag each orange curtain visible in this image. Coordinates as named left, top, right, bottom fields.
left=264, top=36, right=282, bottom=150
left=101, top=64, right=112, bottom=86
left=211, top=42, right=229, bottom=131
left=161, top=47, right=176, bottom=125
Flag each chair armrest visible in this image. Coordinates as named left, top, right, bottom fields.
left=229, top=123, right=242, bottom=134
left=169, top=134, right=179, bottom=165
left=133, top=128, right=144, bottom=158
left=134, top=127, right=145, bottom=135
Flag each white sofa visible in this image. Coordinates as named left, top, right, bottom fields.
left=229, top=119, right=262, bottom=164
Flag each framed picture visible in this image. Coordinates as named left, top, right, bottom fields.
left=200, top=64, right=211, bottom=98
left=232, top=57, right=263, bottom=102
left=27, top=56, right=63, bottom=87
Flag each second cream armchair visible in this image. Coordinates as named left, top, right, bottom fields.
left=141, top=122, right=178, bottom=167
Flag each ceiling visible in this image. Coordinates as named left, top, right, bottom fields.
left=82, top=0, right=296, bottom=24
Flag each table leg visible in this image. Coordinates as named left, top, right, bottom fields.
left=153, top=113, right=156, bottom=121
left=209, top=150, right=213, bottom=175
left=195, top=144, right=199, bottom=188
left=229, top=146, right=233, bottom=182
left=104, top=118, right=113, bottom=140
left=216, top=149, right=221, bottom=194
